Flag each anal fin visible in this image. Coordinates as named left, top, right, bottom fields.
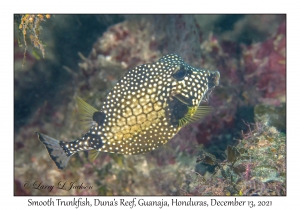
left=88, top=149, right=100, bottom=162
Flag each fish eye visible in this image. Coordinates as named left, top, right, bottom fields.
left=172, top=65, right=187, bottom=81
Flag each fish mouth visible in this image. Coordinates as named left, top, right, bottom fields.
left=208, top=70, right=220, bottom=89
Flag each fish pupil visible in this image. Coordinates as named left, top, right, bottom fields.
left=172, top=65, right=187, bottom=81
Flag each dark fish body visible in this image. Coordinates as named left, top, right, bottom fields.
left=37, top=54, right=220, bottom=169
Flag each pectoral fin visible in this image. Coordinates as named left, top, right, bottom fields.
left=179, top=106, right=212, bottom=127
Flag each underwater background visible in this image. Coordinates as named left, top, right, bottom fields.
left=14, top=14, right=286, bottom=195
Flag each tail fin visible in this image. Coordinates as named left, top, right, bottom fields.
left=36, top=132, right=73, bottom=170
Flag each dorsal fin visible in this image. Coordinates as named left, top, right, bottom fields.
left=76, top=96, right=98, bottom=130
left=179, top=106, right=212, bottom=127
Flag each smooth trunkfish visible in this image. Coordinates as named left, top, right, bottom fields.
left=36, top=54, right=220, bottom=169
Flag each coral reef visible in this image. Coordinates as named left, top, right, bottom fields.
left=195, top=18, right=286, bottom=151
left=14, top=15, right=286, bottom=195
left=181, top=121, right=286, bottom=196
